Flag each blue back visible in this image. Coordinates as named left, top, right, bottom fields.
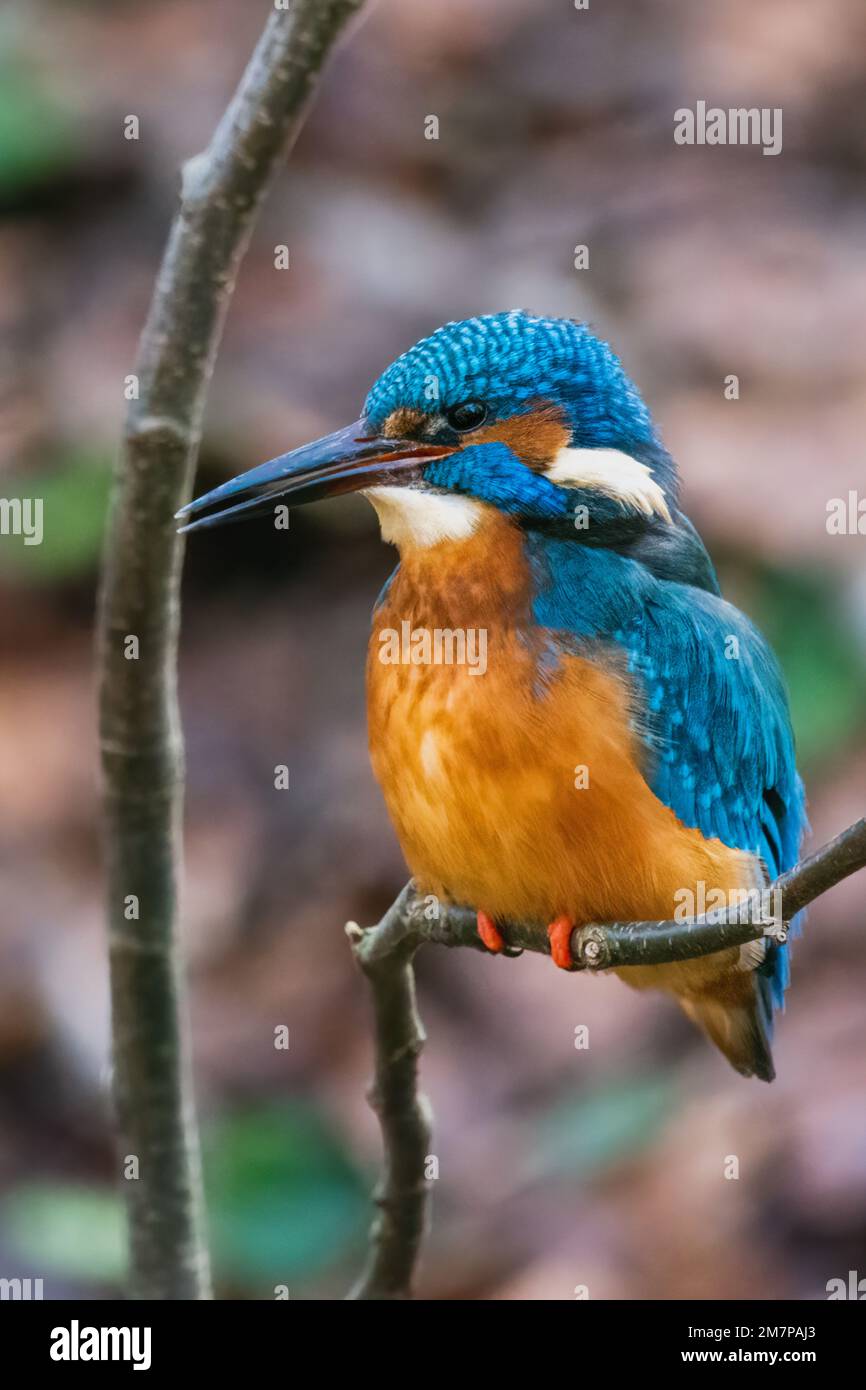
left=526, top=536, right=806, bottom=1017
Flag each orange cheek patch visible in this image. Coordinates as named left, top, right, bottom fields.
left=469, top=404, right=570, bottom=469
left=382, top=407, right=428, bottom=439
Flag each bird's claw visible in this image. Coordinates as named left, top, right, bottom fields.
left=547, top=915, right=578, bottom=971
left=477, top=909, right=506, bottom=955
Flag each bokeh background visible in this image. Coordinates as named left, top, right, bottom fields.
left=1, top=0, right=865, bottom=1300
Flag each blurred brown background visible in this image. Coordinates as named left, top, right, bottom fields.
left=0, top=0, right=865, bottom=1300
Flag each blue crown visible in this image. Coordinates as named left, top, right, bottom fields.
left=364, top=311, right=659, bottom=455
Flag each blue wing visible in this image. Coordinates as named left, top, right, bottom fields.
left=527, top=535, right=807, bottom=1021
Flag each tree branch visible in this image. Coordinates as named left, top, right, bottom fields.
left=347, top=816, right=866, bottom=1297
left=345, top=885, right=433, bottom=1300
left=96, top=0, right=365, bottom=1301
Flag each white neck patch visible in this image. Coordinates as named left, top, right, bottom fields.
left=546, top=446, right=671, bottom=522
left=364, top=485, right=484, bottom=548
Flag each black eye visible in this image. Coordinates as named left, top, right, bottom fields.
left=446, top=400, right=488, bottom=432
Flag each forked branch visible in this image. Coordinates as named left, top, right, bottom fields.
left=347, top=817, right=866, bottom=1298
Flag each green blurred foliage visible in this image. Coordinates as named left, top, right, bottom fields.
left=1, top=1184, right=126, bottom=1284
left=536, top=1073, right=679, bottom=1178
left=1, top=1101, right=368, bottom=1293
left=206, top=1101, right=368, bottom=1288
left=0, top=450, right=111, bottom=583
left=740, top=560, right=866, bottom=770
left=0, top=55, right=81, bottom=196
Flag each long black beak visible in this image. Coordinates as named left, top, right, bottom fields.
left=176, top=419, right=455, bottom=533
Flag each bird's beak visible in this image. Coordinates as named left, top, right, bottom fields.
left=176, top=419, right=455, bottom=533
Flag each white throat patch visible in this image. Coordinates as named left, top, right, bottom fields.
left=364, top=486, right=484, bottom=548
left=546, top=446, right=672, bottom=522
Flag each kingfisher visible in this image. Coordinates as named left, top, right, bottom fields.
left=179, top=311, right=806, bottom=1082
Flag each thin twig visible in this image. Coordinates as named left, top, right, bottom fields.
left=346, top=886, right=433, bottom=1300
left=347, top=816, right=866, bottom=1297
left=96, top=0, right=365, bottom=1301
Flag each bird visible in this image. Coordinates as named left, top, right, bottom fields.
left=179, top=310, right=806, bottom=1082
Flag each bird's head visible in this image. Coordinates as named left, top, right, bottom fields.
left=178, top=311, right=677, bottom=546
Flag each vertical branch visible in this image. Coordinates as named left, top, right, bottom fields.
left=96, top=0, right=365, bottom=1300
left=347, top=889, right=433, bottom=1299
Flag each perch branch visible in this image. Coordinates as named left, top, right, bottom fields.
left=96, top=0, right=364, bottom=1300
left=347, top=816, right=866, bottom=1297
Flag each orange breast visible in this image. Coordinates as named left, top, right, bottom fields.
left=366, top=511, right=760, bottom=991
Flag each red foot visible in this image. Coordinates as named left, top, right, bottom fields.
left=547, top=915, right=577, bottom=971
left=477, top=909, right=506, bottom=955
